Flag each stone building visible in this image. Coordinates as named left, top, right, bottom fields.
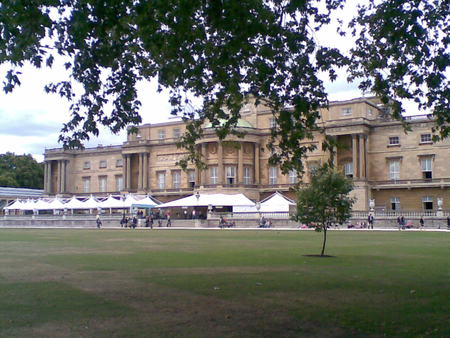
left=43, top=97, right=450, bottom=212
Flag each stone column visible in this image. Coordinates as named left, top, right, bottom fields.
left=201, top=143, right=207, bottom=186
left=57, top=160, right=61, bottom=194
left=254, top=143, right=260, bottom=184
left=218, top=141, right=224, bottom=185
left=238, top=142, right=244, bottom=184
left=62, top=160, right=67, bottom=193
left=143, top=153, right=148, bottom=190
left=138, top=153, right=143, bottom=190
left=359, top=134, right=366, bottom=179
left=352, top=134, right=358, bottom=179
left=47, top=161, right=52, bottom=194
left=43, top=162, right=48, bottom=193
left=126, top=155, right=131, bottom=190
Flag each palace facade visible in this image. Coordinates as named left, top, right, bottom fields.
left=43, top=97, right=450, bottom=212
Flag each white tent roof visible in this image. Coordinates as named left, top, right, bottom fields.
left=234, top=192, right=295, bottom=213
left=83, top=196, right=101, bottom=209
left=19, top=199, right=38, bottom=210
left=158, top=193, right=255, bottom=208
left=98, top=195, right=126, bottom=209
left=46, top=198, right=66, bottom=210
left=4, top=199, right=23, bottom=210
left=64, top=196, right=89, bottom=209
left=33, top=199, right=52, bottom=210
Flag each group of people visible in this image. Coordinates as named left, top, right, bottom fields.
left=120, top=215, right=138, bottom=228
left=258, top=216, right=273, bottom=228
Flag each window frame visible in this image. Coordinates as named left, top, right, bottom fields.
left=157, top=172, right=166, bottom=189
left=188, top=169, right=196, bottom=188
left=288, top=169, right=298, bottom=184
left=172, top=170, right=181, bottom=189
left=210, top=166, right=218, bottom=184
left=343, top=162, right=353, bottom=178
left=389, top=160, right=400, bottom=180
left=390, top=197, right=400, bottom=211
left=388, top=136, right=400, bottom=146
left=420, top=133, right=432, bottom=144
left=99, top=160, right=107, bottom=169
left=243, top=167, right=252, bottom=185
left=115, top=159, right=123, bottom=168
left=115, top=175, right=124, bottom=192
left=341, top=107, right=352, bottom=116
left=98, top=175, right=107, bottom=192
left=422, top=196, right=433, bottom=210
left=83, top=161, right=91, bottom=170
left=269, top=166, right=278, bottom=185
left=82, top=177, right=91, bottom=193
left=225, top=166, right=236, bottom=185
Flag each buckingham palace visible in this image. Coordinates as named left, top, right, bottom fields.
left=43, top=96, right=450, bottom=212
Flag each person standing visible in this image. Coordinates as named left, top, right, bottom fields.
left=132, top=216, right=137, bottom=229
left=96, top=214, right=102, bottom=229
left=447, top=215, right=450, bottom=229
left=420, top=216, right=424, bottom=230
left=397, top=216, right=402, bottom=230
left=166, top=213, right=172, bottom=227
left=368, top=214, right=374, bottom=229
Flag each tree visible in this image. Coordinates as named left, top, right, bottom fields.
left=0, top=153, right=44, bottom=189
left=0, top=1, right=448, bottom=173
left=294, top=164, right=355, bottom=256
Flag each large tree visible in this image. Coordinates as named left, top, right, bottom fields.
left=0, top=152, right=44, bottom=189
left=0, top=1, right=448, bottom=174
left=294, top=164, right=355, bottom=256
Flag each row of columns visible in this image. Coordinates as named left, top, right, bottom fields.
left=352, top=134, right=367, bottom=179
left=198, top=141, right=260, bottom=186
left=44, top=160, right=68, bottom=194
left=123, top=153, right=149, bottom=191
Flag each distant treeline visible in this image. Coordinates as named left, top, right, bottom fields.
left=0, top=152, right=44, bottom=189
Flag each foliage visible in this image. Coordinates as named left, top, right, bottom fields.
left=0, top=152, right=44, bottom=189
left=294, top=164, right=355, bottom=256
left=0, top=1, right=448, bottom=173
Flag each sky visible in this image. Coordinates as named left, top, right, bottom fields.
left=0, top=3, right=422, bottom=163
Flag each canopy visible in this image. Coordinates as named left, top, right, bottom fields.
left=83, top=195, right=101, bottom=209
left=234, top=192, right=295, bottom=213
left=158, top=193, right=255, bottom=208
left=46, top=198, right=66, bottom=210
left=4, top=199, right=23, bottom=210
left=132, top=195, right=160, bottom=208
left=64, top=196, right=89, bottom=209
left=98, top=195, right=126, bottom=209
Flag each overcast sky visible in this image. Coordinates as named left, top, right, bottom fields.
left=0, top=3, right=421, bottom=163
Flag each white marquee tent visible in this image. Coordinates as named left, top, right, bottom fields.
left=157, top=193, right=255, bottom=208
left=233, top=192, right=295, bottom=213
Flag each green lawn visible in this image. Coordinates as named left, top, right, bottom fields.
left=0, top=229, right=448, bottom=337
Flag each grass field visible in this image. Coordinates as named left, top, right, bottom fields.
left=0, top=229, right=448, bottom=337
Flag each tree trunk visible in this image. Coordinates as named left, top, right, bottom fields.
left=321, top=223, right=327, bottom=256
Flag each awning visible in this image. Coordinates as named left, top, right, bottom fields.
left=158, top=193, right=255, bottom=208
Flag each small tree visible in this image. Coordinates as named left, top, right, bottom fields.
left=294, top=164, right=355, bottom=256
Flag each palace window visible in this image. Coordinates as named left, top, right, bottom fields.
left=269, top=117, right=277, bottom=129
left=188, top=170, right=196, bottom=188
left=288, top=169, right=298, bottom=184
left=99, top=160, right=107, bottom=169
left=172, top=170, right=181, bottom=189
left=341, top=107, right=352, bottom=116
left=99, top=176, right=107, bottom=192
left=389, top=160, right=400, bottom=180
left=173, top=128, right=181, bottom=139
left=269, top=166, right=278, bottom=184
left=83, top=161, right=91, bottom=170
left=390, top=197, right=400, bottom=211
left=157, top=172, right=166, bottom=189
left=226, top=166, right=236, bottom=185
left=388, top=136, right=400, bottom=146
left=82, top=177, right=90, bottom=193
left=308, top=163, right=319, bottom=177
left=421, top=157, right=433, bottom=179
left=115, top=175, right=123, bottom=191
left=158, top=129, right=166, bottom=143
left=343, top=162, right=353, bottom=178
left=116, top=159, right=123, bottom=167
left=243, top=167, right=252, bottom=185
left=420, top=133, right=432, bottom=144
left=422, top=196, right=433, bottom=210
left=210, top=166, right=218, bottom=184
